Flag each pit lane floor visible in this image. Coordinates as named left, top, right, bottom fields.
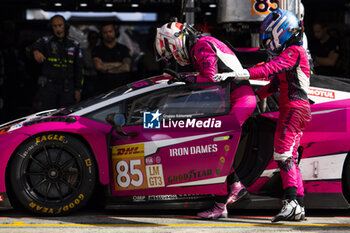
left=0, top=208, right=349, bottom=233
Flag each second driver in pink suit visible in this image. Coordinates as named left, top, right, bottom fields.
left=214, top=9, right=311, bottom=222
left=155, top=22, right=256, bottom=219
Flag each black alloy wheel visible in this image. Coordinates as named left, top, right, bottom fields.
left=10, top=133, right=96, bottom=216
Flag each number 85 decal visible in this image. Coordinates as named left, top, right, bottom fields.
left=116, top=160, right=143, bottom=188
left=251, top=0, right=280, bottom=15
left=113, top=158, right=148, bottom=190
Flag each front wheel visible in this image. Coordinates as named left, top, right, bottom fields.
left=10, top=133, right=97, bottom=216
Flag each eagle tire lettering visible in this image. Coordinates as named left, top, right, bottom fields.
left=10, top=133, right=96, bottom=216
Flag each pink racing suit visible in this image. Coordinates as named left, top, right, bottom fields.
left=248, top=45, right=311, bottom=196
left=190, top=36, right=257, bottom=196
left=190, top=36, right=257, bottom=127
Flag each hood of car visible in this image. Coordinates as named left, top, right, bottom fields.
left=0, top=109, right=61, bottom=135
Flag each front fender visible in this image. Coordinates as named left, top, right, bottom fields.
left=0, top=132, right=30, bottom=193
left=7, top=117, right=112, bottom=186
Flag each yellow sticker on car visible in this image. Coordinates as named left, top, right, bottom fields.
left=112, top=143, right=165, bottom=191
left=112, top=143, right=144, bottom=158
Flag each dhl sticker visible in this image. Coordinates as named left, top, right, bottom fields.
left=112, top=143, right=144, bottom=158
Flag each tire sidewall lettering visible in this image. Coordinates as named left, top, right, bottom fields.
left=11, top=133, right=95, bottom=216
left=27, top=194, right=85, bottom=215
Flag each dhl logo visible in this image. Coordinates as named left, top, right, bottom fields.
left=112, top=143, right=144, bottom=158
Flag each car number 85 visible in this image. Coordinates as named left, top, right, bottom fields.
left=116, top=159, right=143, bottom=188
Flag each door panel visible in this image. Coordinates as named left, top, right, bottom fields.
left=109, top=83, right=242, bottom=196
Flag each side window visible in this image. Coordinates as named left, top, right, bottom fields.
left=126, top=84, right=228, bottom=125
left=84, top=103, right=124, bottom=123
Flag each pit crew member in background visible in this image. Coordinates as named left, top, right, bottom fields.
left=155, top=22, right=257, bottom=219
left=214, top=9, right=311, bottom=222
left=32, top=14, right=83, bottom=111
left=310, top=19, right=341, bottom=76
left=92, top=22, right=132, bottom=93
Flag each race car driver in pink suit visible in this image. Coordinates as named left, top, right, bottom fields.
left=214, top=9, right=311, bottom=222
left=192, top=36, right=256, bottom=128
left=155, top=22, right=256, bottom=219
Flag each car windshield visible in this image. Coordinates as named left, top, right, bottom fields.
left=54, top=77, right=163, bottom=115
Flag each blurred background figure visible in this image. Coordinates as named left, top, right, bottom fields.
left=82, top=30, right=99, bottom=100
left=0, top=20, right=31, bottom=122
left=92, top=22, right=131, bottom=93
left=309, top=20, right=342, bottom=76
left=137, top=27, right=164, bottom=79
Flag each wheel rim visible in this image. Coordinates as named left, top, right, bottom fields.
left=20, top=143, right=83, bottom=204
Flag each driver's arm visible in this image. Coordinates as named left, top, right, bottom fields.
left=248, top=46, right=301, bottom=79
left=192, top=40, right=218, bottom=83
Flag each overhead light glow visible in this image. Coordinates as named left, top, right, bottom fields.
left=54, top=2, right=62, bottom=7
left=209, top=4, right=216, bottom=8
left=26, top=9, right=158, bottom=22
left=106, top=3, right=113, bottom=7
left=205, top=12, right=212, bottom=16
left=131, top=4, right=139, bottom=7
left=80, top=3, right=88, bottom=7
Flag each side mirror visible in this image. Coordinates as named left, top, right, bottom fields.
left=106, top=113, right=138, bottom=137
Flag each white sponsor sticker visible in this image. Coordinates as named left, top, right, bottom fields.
left=146, top=164, right=165, bottom=188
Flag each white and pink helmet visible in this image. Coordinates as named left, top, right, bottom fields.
left=155, top=22, right=193, bottom=66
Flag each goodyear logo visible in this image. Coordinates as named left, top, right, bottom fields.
left=112, top=143, right=144, bottom=158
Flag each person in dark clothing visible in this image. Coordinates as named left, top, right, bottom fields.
left=32, top=15, right=83, bottom=111
left=309, top=20, right=341, bottom=76
left=92, top=23, right=131, bottom=93
left=82, top=30, right=99, bottom=99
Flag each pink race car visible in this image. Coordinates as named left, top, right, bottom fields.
left=0, top=72, right=350, bottom=216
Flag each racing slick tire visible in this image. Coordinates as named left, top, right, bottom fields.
left=9, top=133, right=97, bottom=216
